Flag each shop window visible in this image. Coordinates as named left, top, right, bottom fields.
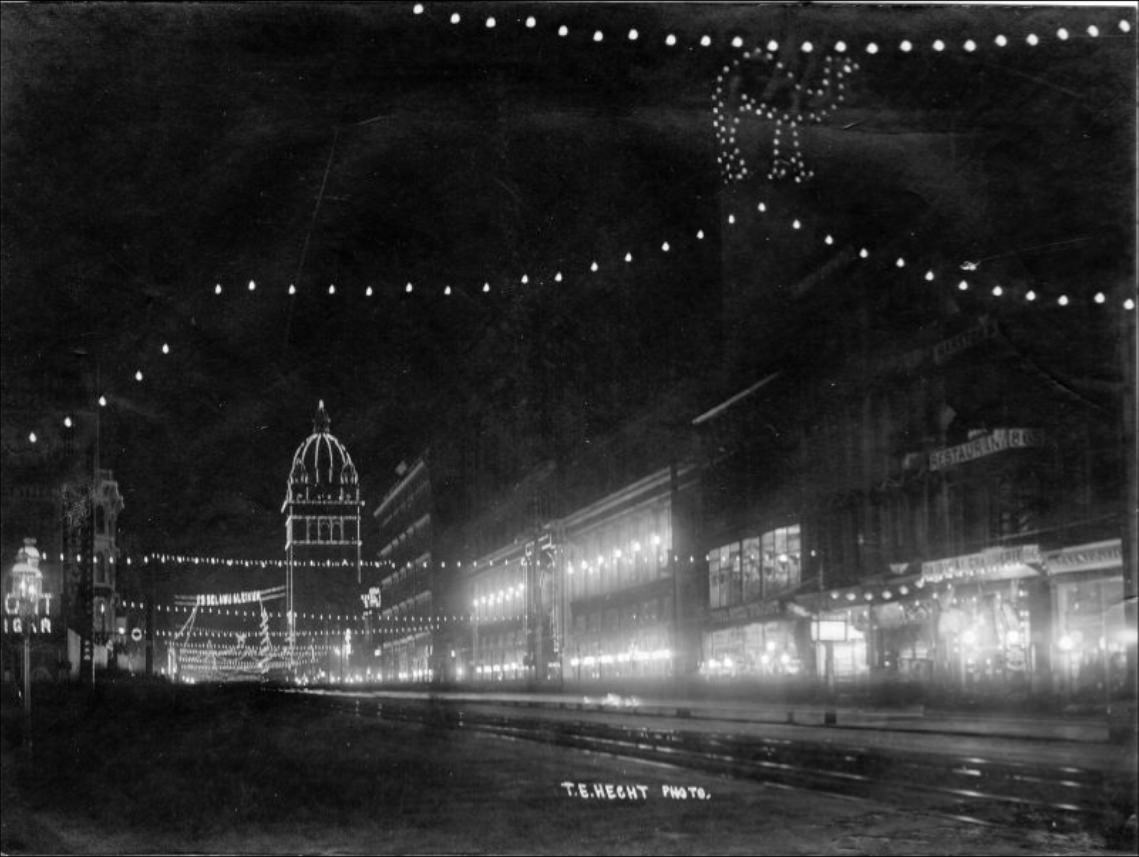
left=761, top=525, right=801, bottom=597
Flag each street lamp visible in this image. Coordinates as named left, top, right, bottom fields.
left=10, top=538, right=44, bottom=753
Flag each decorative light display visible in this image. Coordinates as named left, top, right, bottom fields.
left=17, top=12, right=1134, bottom=446
left=713, top=45, right=859, bottom=184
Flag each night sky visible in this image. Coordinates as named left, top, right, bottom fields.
left=1, top=4, right=1135, bottom=590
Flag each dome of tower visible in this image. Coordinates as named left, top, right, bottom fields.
left=286, top=400, right=359, bottom=492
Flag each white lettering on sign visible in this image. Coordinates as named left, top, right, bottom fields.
left=3, top=593, right=54, bottom=616
left=3, top=616, right=52, bottom=634
left=1045, top=540, right=1122, bottom=575
left=933, top=317, right=998, bottom=365
left=921, top=544, right=1042, bottom=584
left=195, top=590, right=262, bottom=607
left=928, top=428, right=1045, bottom=471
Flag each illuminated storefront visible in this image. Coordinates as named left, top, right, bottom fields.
left=1045, top=539, right=1130, bottom=698
left=919, top=544, right=1040, bottom=691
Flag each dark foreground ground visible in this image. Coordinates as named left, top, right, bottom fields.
left=0, top=682, right=1130, bottom=855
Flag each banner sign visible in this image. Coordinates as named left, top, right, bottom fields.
left=933, top=317, right=999, bottom=365
left=929, top=428, right=1046, bottom=471
left=921, top=544, right=1041, bottom=584
left=1044, top=539, right=1122, bottom=576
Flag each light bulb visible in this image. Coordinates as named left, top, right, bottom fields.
left=624, top=252, right=632, bottom=262
left=525, top=16, right=535, bottom=28
left=731, top=36, right=742, bottom=48
left=1057, top=28, right=1068, bottom=40
left=64, top=416, right=73, bottom=428
left=162, top=343, right=170, bottom=354
left=958, top=280, right=969, bottom=291
left=697, top=229, right=704, bottom=239
left=521, top=274, right=529, bottom=284
left=925, top=270, right=934, bottom=282
left=900, top=40, right=912, bottom=52
left=248, top=279, right=256, bottom=291
left=992, top=285, right=1003, bottom=297
left=757, top=201, right=766, bottom=212
left=554, top=272, right=563, bottom=282
left=593, top=30, right=603, bottom=42
left=1026, top=290, right=1036, bottom=301
left=995, top=34, right=1008, bottom=47
left=665, top=33, right=676, bottom=46
left=214, top=283, right=222, bottom=295
left=629, top=28, right=638, bottom=41
left=29, top=432, right=37, bottom=443
left=728, top=214, right=736, bottom=224
left=834, top=40, right=846, bottom=52
left=135, top=370, right=143, bottom=381
left=1125, top=298, right=1135, bottom=310
left=767, top=39, right=778, bottom=51
left=933, top=39, right=945, bottom=51
left=1058, top=294, right=1069, bottom=306
left=412, top=3, right=423, bottom=15
left=558, top=25, right=568, bottom=37
left=792, top=219, right=801, bottom=230
left=483, top=283, right=490, bottom=293
left=328, top=284, right=336, bottom=294
left=859, top=248, right=869, bottom=259
left=288, top=284, right=296, bottom=295
left=1087, top=25, right=1099, bottom=37
left=895, top=257, right=905, bottom=268
left=1094, top=292, right=1105, bottom=304
left=824, top=235, right=834, bottom=245
left=405, top=282, right=413, bottom=293
left=365, top=286, right=373, bottom=296
left=1120, top=20, right=1132, bottom=34
left=590, top=261, right=598, bottom=272
left=700, top=35, right=711, bottom=47
left=99, top=395, right=107, bottom=407
left=485, top=16, right=495, bottom=28
left=1027, top=33, right=1039, bottom=46
left=451, top=12, right=460, bottom=24
left=866, top=42, right=878, bottom=54
left=661, top=241, right=670, bottom=252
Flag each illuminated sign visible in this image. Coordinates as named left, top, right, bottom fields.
left=928, top=428, right=1046, bottom=471
left=360, top=586, right=382, bottom=610
left=811, top=619, right=848, bottom=642
left=920, top=544, right=1041, bottom=584
left=1045, top=539, right=1122, bottom=576
left=195, top=590, right=262, bottom=607
left=3, top=593, right=55, bottom=634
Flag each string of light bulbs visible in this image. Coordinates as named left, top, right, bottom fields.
left=406, top=4, right=1133, bottom=58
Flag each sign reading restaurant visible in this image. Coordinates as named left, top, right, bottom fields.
left=929, top=428, right=1045, bottom=471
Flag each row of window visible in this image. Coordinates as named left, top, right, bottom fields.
left=571, top=596, right=673, bottom=636
left=708, top=525, right=802, bottom=609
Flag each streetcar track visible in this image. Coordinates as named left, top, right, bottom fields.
left=293, top=692, right=1135, bottom=844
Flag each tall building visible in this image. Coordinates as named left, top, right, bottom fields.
left=281, top=401, right=363, bottom=679
left=372, top=456, right=437, bottom=682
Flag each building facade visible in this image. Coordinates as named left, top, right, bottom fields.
left=372, top=456, right=437, bottom=682
left=281, top=401, right=363, bottom=680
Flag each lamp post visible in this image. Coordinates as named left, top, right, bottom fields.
left=10, top=538, right=45, bottom=755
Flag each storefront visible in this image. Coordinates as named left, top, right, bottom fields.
left=919, top=544, right=1041, bottom=693
left=1045, top=539, right=1130, bottom=699
left=700, top=599, right=811, bottom=680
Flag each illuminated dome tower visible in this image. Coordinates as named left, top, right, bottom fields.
left=282, top=401, right=363, bottom=656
